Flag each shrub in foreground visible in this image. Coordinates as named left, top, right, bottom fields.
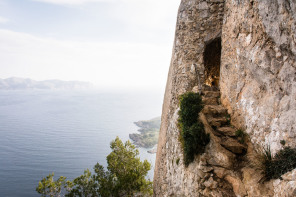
left=36, top=137, right=153, bottom=197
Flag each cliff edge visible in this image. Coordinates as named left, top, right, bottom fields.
left=154, top=0, right=296, bottom=196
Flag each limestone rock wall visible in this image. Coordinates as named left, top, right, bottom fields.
left=154, top=0, right=225, bottom=195
left=220, top=0, right=296, bottom=153
left=154, top=0, right=296, bottom=196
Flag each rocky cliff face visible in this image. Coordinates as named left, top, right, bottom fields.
left=154, top=0, right=296, bottom=196
left=221, top=0, right=296, bottom=154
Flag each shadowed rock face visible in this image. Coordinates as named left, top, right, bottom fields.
left=154, top=0, right=296, bottom=196
left=204, top=37, right=221, bottom=87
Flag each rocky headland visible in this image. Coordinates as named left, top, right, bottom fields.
left=129, top=117, right=160, bottom=151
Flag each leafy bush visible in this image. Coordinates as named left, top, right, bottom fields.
left=265, top=146, right=296, bottom=180
left=250, top=146, right=296, bottom=181
left=36, top=173, right=72, bottom=197
left=178, top=92, right=210, bottom=166
left=178, top=92, right=203, bottom=128
left=37, top=137, right=153, bottom=197
left=68, top=169, right=97, bottom=196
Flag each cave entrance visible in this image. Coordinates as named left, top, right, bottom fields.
left=203, top=37, right=221, bottom=87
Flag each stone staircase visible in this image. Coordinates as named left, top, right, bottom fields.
left=192, top=86, right=249, bottom=196
left=201, top=88, right=247, bottom=156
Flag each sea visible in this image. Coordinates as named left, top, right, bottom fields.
left=0, top=88, right=163, bottom=197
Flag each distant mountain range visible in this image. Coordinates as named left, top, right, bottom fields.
left=0, top=77, right=93, bottom=90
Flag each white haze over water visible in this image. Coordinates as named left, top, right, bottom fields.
left=0, top=0, right=181, bottom=90
left=0, top=29, right=170, bottom=89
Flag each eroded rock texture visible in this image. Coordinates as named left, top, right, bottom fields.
left=154, top=0, right=225, bottom=196
left=220, top=0, right=296, bottom=153
left=154, top=0, right=296, bottom=196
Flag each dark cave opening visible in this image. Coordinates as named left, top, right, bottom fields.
left=203, top=37, right=222, bottom=87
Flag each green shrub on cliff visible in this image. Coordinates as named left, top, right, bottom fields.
left=178, top=92, right=210, bottom=166
left=178, top=92, right=203, bottom=128
left=251, top=145, right=296, bottom=181
left=264, top=146, right=296, bottom=180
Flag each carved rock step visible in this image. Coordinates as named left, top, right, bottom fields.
left=202, top=91, right=220, bottom=98
left=202, top=105, right=227, bottom=117
left=202, top=97, right=219, bottom=105
left=220, top=137, right=247, bottom=154
left=216, top=127, right=236, bottom=137
left=207, top=117, right=228, bottom=127
left=203, top=85, right=219, bottom=91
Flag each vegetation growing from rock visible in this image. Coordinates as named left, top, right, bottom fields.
left=264, top=146, right=296, bottom=180
left=251, top=145, right=296, bottom=181
left=235, top=129, right=247, bottom=144
left=280, top=140, right=286, bottom=146
left=36, top=137, right=153, bottom=196
left=178, top=92, right=210, bottom=166
left=129, top=117, right=160, bottom=149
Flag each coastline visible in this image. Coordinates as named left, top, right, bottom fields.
left=129, top=117, right=160, bottom=153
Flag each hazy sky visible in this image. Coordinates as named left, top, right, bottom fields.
left=0, top=0, right=180, bottom=89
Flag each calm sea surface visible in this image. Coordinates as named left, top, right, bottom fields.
left=0, top=89, right=163, bottom=197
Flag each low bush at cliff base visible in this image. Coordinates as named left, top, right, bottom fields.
left=251, top=146, right=296, bottom=181
left=178, top=92, right=210, bottom=166
left=264, top=146, right=296, bottom=180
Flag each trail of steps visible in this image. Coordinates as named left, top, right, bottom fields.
left=193, top=87, right=250, bottom=197
left=191, top=86, right=250, bottom=196
left=201, top=89, right=247, bottom=155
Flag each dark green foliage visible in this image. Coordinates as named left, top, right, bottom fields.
left=235, top=129, right=247, bottom=144
left=178, top=92, right=210, bottom=167
left=280, top=140, right=286, bottom=146
left=264, top=147, right=296, bottom=180
left=182, top=122, right=210, bottom=165
left=36, top=173, right=72, bottom=197
left=37, top=137, right=153, bottom=197
left=225, top=114, right=231, bottom=125
left=66, top=169, right=98, bottom=197
left=103, top=137, right=152, bottom=196
left=178, top=92, right=203, bottom=128
left=235, top=129, right=244, bottom=137
left=261, top=145, right=273, bottom=172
